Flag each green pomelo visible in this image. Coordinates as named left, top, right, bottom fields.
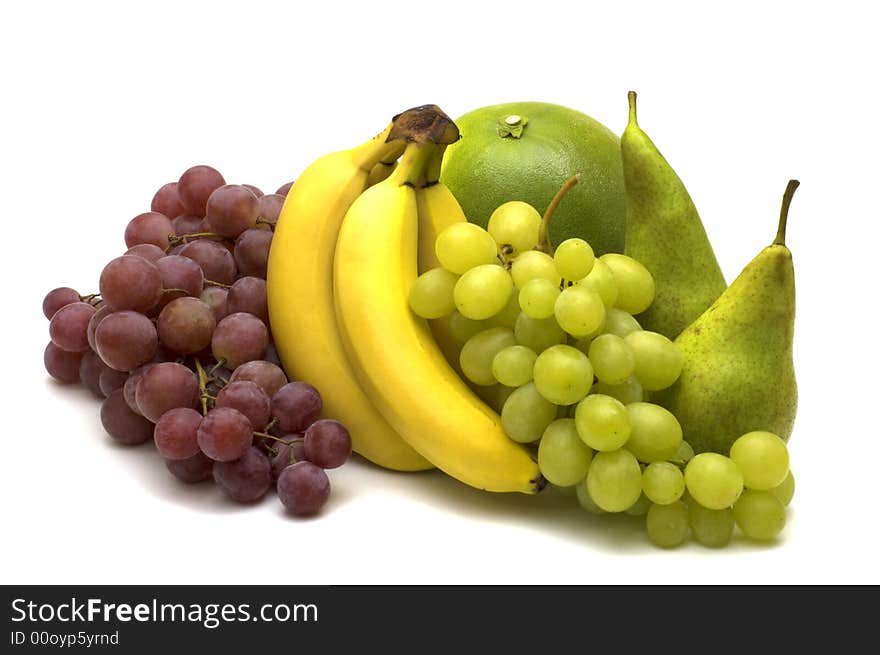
left=440, top=102, right=625, bottom=255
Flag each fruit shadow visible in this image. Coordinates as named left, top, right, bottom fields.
left=336, top=458, right=650, bottom=553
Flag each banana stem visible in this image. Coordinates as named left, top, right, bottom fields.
left=774, top=179, right=799, bottom=246
left=422, top=145, right=448, bottom=187
left=536, top=174, right=581, bottom=253
left=391, top=142, right=438, bottom=187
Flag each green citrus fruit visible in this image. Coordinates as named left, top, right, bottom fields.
left=440, top=102, right=625, bottom=256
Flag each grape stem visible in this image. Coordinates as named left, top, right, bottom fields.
left=255, top=218, right=276, bottom=230
left=252, top=431, right=302, bottom=445
left=167, top=231, right=225, bottom=247
left=194, top=359, right=209, bottom=415
left=536, top=174, right=581, bottom=254
left=204, top=279, right=232, bottom=289
left=79, top=293, right=102, bottom=306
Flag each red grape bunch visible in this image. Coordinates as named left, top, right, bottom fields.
left=42, top=165, right=350, bottom=517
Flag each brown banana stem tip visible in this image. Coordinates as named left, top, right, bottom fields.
left=389, top=105, right=460, bottom=145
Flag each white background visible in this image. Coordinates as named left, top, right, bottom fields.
left=2, top=0, right=877, bottom=584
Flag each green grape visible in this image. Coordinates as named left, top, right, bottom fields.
left=553, top=483, right=577, bottom=497
left=453, top=264, right=513, bottom=320
left=588, top=334, right=635, bottom=385
left=603, top=308, right=641, bottom=337
left=435, top=223, right=498, bottom=274
left=590, top=377, right=644, bottom=405
left=600, top=254, right=655, bottom=315
left=518, top=278, right=560, bottom=319
left=688, top=502, right=735, bottom=548
left=625, top=493, right=652, bottom=516
left=537, top=418, right=594, bottom=486
left=575, top=477, right=606, bottom=514
left=574, top=394, right=631, bottom=451
left=510, top=250, right=560, bottom=288
left=448, top=311, right=488, bottom=342
left=554, top=238, right=595, bottom=281
left=554, top=285, right=606, bottom=338
left=459, top=327, right=516, bottom=386
left=487, top=201, right=542, bottom=255
left=729, top=431, right=789, bottom=490
left=492, top=345, right=537, bottom=387
left=625, top=402, right=683, bottom=463
left=577, top=257, right=617, bottom=308
left=642, top=462, right=685, bottom=505
left=408, top=267, right=458, bottom=319
left=624, top=330, right=683, bottom=391
left=494, top=384, right=516, bottom=413
left=684, top=453, right=744, bottom=510
left=733, top=490, right=786, bottom=541
left=770, top=470, right=795, bottom=506
left=501, top=382, right=558, bottom=443
left=487, top=292, right=521, bottom=329
left=586, top=449, right=642, bottom=512
left=646, top=501, right=689, bottom=548
left=514, top=312, right=566, bottom=352
left=672, top=440, right=695, bottom=464
left=532, top=344, right=593, bottom=405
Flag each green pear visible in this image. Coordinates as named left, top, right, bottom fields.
left=621, top=91, right=726, bottom=339
left=654, top=181, right=799, bottom=455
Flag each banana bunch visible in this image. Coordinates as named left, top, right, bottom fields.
left=268, top=106, right=543, bottom=494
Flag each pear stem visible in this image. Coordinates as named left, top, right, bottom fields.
left=774, top=179, right=799, bottom=246
left=627, top=91, right=638, bottom=125
left=536, top=174, right=580, bottom=253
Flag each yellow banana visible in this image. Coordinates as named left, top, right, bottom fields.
left=267, top=121, right=432, bottom=471
left=334, top=139, right=544, bottom=494
left=366, top=145, right=402, bottom=186
left=415, top=145, right=466, bottom=371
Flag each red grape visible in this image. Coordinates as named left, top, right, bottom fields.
left=44, top=342, right=84, bottom=383
left=270, top=436, right=306, bottom=481
left=213, top=447, right=272, bottom=503
left=215, top=380, right=271, bottom=430
left=211, top=312, right=268, bottom=369
left=304, top=419, right=352, bottom=469
left=171, top=215, right=204, bottom=236
left=178, top=165, right=225, bottom=217
left=200, top=286, right=229, bottom=322
left=157, top=297, right=216, bottom=354
left=242, top=184, right=263, bottom=198
left=49, top=302, right=96, bottom=352
left=100, top=389, right=154, bottom=445
left=180, top=240, right=237, bottom=284
left=197, top=407, right=253, bottom=462
left=271, top=382, right=322, bottom=433
left=95, top=310, right=158, bottom=371
left=79, top=349, right=107, bottom=397
left=229, top=360, right=287, bottom=398
left=233, top=229, right=272, bottom=279
left=123, top=363, right=155, bottom=414
left=205, top=184, right=260, bottom=239
left=86, top=305, right=113, bottom=352
left=226, top=277, right=268, bottom=324
left=277, top=461, right=330, bottom=516
left=135, top=362, right=200, bottom=423
left=156, top=254, right=204, bottom=304
left=275, top=181, right=294, bottom=196
left=99, top=367, right=129, bottom=397
left=125, top=243, right=166, bottom=263
left=165, top=450, right=214, bottom=483
left=99, top=255, right=163, bottom=312
left=154, top=407, right=202, bottom=460
left=257, top=193, right=284, bottom=227
left=43, top=287, right=80, bottom=320
left=151, top=182, right=186, bottom=219
left=124, top=212, right=174, bottom=250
